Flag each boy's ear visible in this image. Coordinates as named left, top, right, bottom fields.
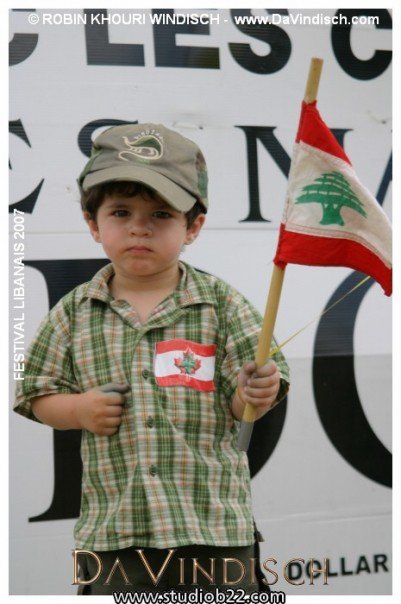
left=83, top=211, right=101, bottom=243
left=184, top=214, right=206, bottom=245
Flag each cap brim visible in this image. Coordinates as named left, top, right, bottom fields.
left=82, top=165, right=197, bottom=212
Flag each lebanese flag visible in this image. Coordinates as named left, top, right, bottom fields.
left=273, top=101, right=392, bottom=296
left=154, top=339, right=217, bottom=391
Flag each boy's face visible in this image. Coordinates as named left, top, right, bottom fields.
left=85, top=192, right=205, bottom=280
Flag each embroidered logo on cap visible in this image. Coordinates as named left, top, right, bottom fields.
left=119, top=129, right=164, bottom=162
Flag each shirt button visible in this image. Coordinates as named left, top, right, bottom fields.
left=149, top=465, right=157, bottom=476
left=146, top=416, right=154, bottom=428
left=142, top=369, right=151, bottom=379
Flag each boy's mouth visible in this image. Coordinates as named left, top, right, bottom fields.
left=127, top=245, right=153, bottom=253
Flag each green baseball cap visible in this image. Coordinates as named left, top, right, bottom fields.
left=78, top=123, right=208, bottom=212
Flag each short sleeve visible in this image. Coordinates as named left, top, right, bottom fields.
left=13, top=302, right=80, bottom=423
left=220, top=296, right=261, bottom=402
left=220, top=292, right=290, bottom=408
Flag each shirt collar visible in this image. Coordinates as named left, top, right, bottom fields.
left=80, top=263, right=115, bottom=303
left=78, top=261, right=217, bottom=307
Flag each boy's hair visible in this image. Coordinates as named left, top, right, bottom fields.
left=81, top=181, right=205, bottom=227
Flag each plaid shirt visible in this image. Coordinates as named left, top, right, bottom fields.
left=14, top=262, right=289, bottom=551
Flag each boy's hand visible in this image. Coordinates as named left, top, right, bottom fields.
left=75, top=383, right=130, bottom=436
left=234, top=360, right=280, bottom=420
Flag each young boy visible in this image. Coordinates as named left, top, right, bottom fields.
left=14, top=123, right=289, bottom=595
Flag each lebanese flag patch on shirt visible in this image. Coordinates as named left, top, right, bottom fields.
left=154, top=339, right=217, bottom=391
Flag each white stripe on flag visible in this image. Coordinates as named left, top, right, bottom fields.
left=154, top=340, right=216, bottom=391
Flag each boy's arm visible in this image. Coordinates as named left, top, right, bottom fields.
left=31, top=385, right=129, bottom=436
left=13, top=296, right=82, bottom=423
left=220, top=291, right=290, bottom=422
left=31, top=393, right=83, bottom=430
left=14, top=305, right=129, bottom=435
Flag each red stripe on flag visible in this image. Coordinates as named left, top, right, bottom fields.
left=156, top=375, right=215, bottom=391
left=274, top=223, right=392, bottom=296
left=156, top=339, right=216, bottom=356
left=296, top=101, right=351, bottom=165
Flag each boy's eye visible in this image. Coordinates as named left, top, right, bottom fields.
left=153, top=211, right=172, bottom=219
left=113, top=210, right=129, bottom=217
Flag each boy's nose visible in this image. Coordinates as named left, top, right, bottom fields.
left=128, top=215, right=152, bottom=236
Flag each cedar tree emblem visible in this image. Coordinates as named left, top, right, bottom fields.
left=295, top=170, right=367, bottom=226
left=174, top=348, right=202, bottom=375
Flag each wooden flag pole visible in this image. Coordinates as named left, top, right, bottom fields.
left=237, top=57, right=323, bottom=451
left=303, top=57, right=323, bottom=103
